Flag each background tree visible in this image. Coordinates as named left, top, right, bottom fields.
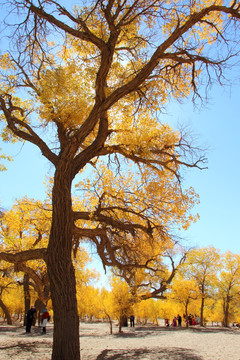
left=110, top=277, right=134, bottom=332
left=204, top=298, right=223, bottom=326
left=112, top=242, right=188, bottom=300
left=169, top=273, right=200, bottom=326
left=0, top=198, right=51, bottom=314
left=146, top=298, right=162, bottom=326
left=0, top=197, right=97, bottom=321
left=97, top=287, right=115, bottom=334
left=134, top=298, right=151, bottom=325
left=218, top=251, right=240, bottom=327
left=182, top=246, right=220, bottom=326
left=1, top=1, right=240, bottom=359
left=0, top=264, right=15, bottom=324
left=75, top=252, right=101, bottom=321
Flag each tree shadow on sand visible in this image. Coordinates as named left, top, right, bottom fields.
left=0, top=326, right=21, bottom=333
left=0, top=340, right=50, bottom=356
left=95, top=347, right=203, bottom=360
left=113, top=326, right=239, bottom=339
left=0, top=342, right=34, bottom=353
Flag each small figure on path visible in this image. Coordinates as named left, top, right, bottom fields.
left=40, top=308, right=50, bottom=334
left=172, top=317, right=177, bottom=327
left=26, top=306, right=36, bottom=333
left=177, top=314, right=182, bottom=327
left=130, top=315, right=135, bottom=327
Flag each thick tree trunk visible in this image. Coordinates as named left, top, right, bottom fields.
left=0, top=298, right=12, bottom=325
left=47, top=169, right=80, bottom=360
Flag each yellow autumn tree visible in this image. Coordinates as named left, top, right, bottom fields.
left=77, top=285, right=101, bottom=320
left=135, top=297, right=180, bottom=325
left=134, top=298, right=164, bottom=325
left=110, top=277, right=134, bottom=332
left=231, top=299, right=240, bottom=325
left=76, top=165, right=197, bottom=300
left=1, top=1, right=240, bottom=358
left=97, top=287, right=115, bottom=334
left=0, top=196, right=97, bottom=321
left=180, top=246, right=220, bottom=326
left=75, top=255, right=101, bottom=322
left=217, top=251, right=240, bottom=327
left=204, top=298, right=223, bottom=326
left=169, top=273, right=200, bottom=326
left=0, top=252, right=24, bottom=324
left=154, top=299, right=176, bottom=325
left=134, top=298, right=152, bottom=325
left=146, top=298, right=162, bottom=325
left=0, top=197, right=51, bottom=313
left=0, top=266, right=15, bottom=324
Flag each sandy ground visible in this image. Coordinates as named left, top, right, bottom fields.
left=0, top=321, right=240, bottom=360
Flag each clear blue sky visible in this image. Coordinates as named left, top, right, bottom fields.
left=166, top=83, right=240, bottom=254
left=1, top=81, right=239, bottom=258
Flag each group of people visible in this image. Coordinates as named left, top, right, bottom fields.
left=184, top=313, right=200, bottom=326
left=165, top=314, right=200, bottom=327
left=165, top=314, right=182, bottom=327
left=26, top=305, right=50, bottom=334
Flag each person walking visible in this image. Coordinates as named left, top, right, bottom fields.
left=130, top=315, right=135, bottom=327
left=26, top=306, right=36, bottom=333
left=40, top=308, right=50, bottom=334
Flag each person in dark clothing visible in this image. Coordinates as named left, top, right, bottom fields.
left=26, top=306, right=36, bottom=333
left=177, top=314, right=182, bottom=327
left=130, top=315, right=135, bottom=327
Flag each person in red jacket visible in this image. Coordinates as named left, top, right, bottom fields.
left=40, top=308, right=50, bottom=334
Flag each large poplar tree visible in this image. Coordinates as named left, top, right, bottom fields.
left=1, top=1, right=240, bottom=359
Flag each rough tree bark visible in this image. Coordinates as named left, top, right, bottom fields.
left=46, top=165, right=80, bottom=360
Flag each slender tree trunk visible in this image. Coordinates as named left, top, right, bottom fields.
left=223, top=295, right=230, bottom=327
left=23, top=274, right=30, bottom=326
left=106, top=314, right=113, bottom=334
left=118, top=319, right=122, bottom=333
left=200, top=296, right=205, bottom=326
left=47, top=168, right=80, bottom=360
left=222, top=299, right=226, bottom=326
left=0, top=298, right=12, bottom=325
left=184, top=300, right=189, bottom=327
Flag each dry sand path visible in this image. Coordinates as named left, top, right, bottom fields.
left=0, top=321, right=239, bottom=359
